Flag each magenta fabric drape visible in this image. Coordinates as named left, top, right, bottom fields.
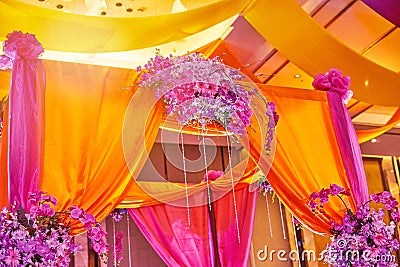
left=214, top=186, right=257, bottom=267
left=3, top=31, right=45, bottom=208
left=128, top=197, right=215, bottom=267
left=362, top=0, right=400, bottom=28
left=327, top=91, right=369, bottom=205
left=129, top=185, right=257, bottom=267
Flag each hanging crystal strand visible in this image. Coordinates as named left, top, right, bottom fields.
left=112, top=218, right=117, bottom=267
left=201, top=128, right=212, bottom=211
left=226, top=134, right=241, bottom=243
left=180, top=126, right=191, bottom=226
left=265, top=194, right=273, bottom=238
left=291, top=215, right=301, bottom=266
left=279, top=200, right=287, bottom=240
left=126, top=214, right=132, bottom=267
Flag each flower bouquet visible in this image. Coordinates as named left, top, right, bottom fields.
left=0, top=192, right=108, bottom=266
left=137, top=52, right=278, bottom=153
left=308, top=184, right=400, bottom=267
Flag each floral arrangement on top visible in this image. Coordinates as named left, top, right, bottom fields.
left=308, top=184, right=400, bottom=267
left=137, top=52, right=278, bottom=153
left=0, top=192, right=108, bottom=266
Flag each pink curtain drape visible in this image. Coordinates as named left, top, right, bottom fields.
left=129, top=185, right=257, bottom=267
left=214, top=186, right=257, bottom=267
left=128, top=193, right=215, bottom=267
left=3, top=31, right=45, bottom=208
left=326, top=92, right=369, bottom=205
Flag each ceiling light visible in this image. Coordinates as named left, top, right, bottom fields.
left=85, top=0, right=108, bottom=16
left=171, top=0, right=187, bottom=13
left=294, top=74, right=301, bottom=78
left=365, top=80, right=369, bottom=86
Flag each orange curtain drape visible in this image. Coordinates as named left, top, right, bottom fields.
left=255, top=85, right=355, bottom=234
left=0, top=60, right=358, bottom=235
left=40, top=60, right=161, bottom=224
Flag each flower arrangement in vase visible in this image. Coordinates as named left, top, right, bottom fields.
left=0, top=192, right=108, bottom=266
left=308, top=184, right=400, bottom=267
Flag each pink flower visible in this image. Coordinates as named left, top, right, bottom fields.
left=312, top=73, right=331, bottom=91
left=0, top=55, right=12, bottom=70
left=312, top=69, right=352, bottom=103
left=70, top=207, right=82, bottom=219
left=3, top=31, right=44, bottom=60
left=390, top=208, right=400, bottom=223
left=202, top=170, right=224, bottom=183
left=373, top=233, right=387, bottom=246
left=84, top=213, right=96, bottom=224
left=5, top=248, right=20, bottom=266
left=326, top=68, right=342, bottom=79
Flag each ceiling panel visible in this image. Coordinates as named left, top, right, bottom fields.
left=6, top=0, right=399, bottom=129
left=254, top=52, right=287, bottom=83
left=363, top=28, right=400, bottom=72
left=311, top=0, right=353, bottom=25
left=347, top=101, right=373, bottom=118
left=353, top=112, right=394, bottom=125
left=265, top=62, right=314, bottom=90
left=326, top=1, right=394, bottom=52
left=224, top=16, right=272, bottom=68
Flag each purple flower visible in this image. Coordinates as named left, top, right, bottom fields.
left=308, top=186, right=400, bottom=267
left=390, top=208, right=400, bottom=223
left=1, top=191, right=109, bottom=265
left=5, top=248, right=20, bottom=266
left=329, top=184, right=345, bottom=195
left=70, top=207, right=82, bottom=219
left=136, top=52, right=265, bottom=137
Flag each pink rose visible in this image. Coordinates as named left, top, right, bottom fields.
left=326, top=68, right=343, bottom=80
left=202, top=170, right=224, bottom=183
left=312, top=68, right=352, bottom=103
left=0, top=55, right=12, bottom=70
left=3, top=31, right=44, bottom=60
left=312, top=73, right=331, bottom=91
left=330, top=76, right=349, bottom=95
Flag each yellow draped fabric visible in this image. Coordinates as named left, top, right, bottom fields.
left=356, top=107, right=400, bottom=143
left=0, top=0, right=248, bottom=52
left=243, top=0, right=400, bottom=107
left=1, top=0, right=399, bottom=106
